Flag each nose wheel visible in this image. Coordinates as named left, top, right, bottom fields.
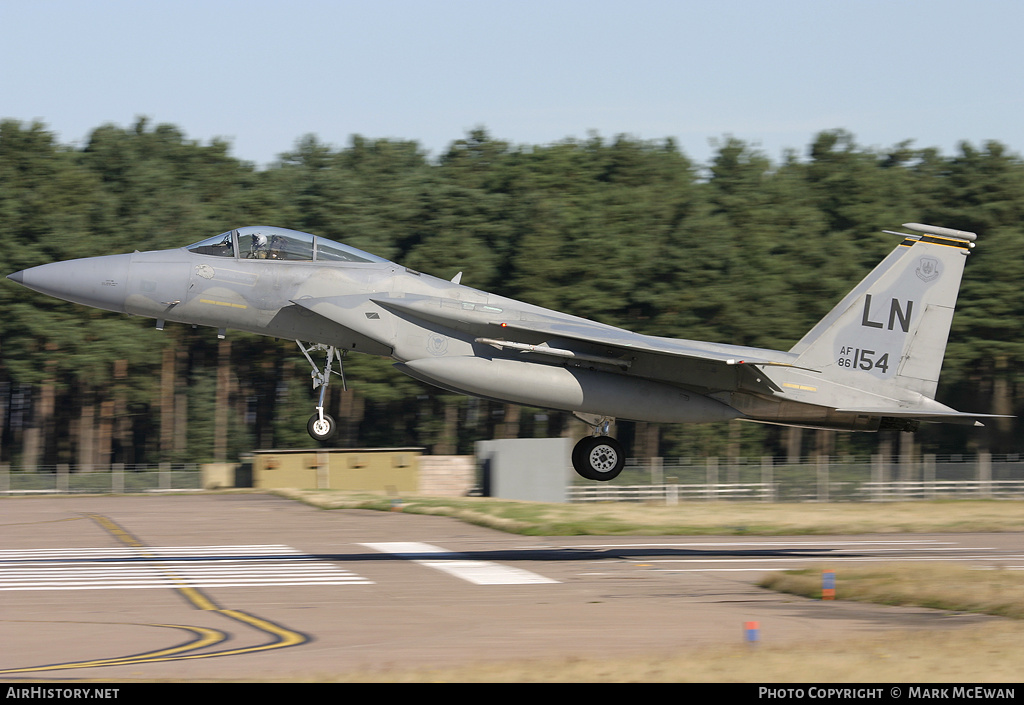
left=297, top=340, right=346, bottom=443
left=307, top=412, right=337, bottom=442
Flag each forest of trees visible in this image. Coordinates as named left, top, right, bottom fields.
left=1, top=118, right=1022, bottom=469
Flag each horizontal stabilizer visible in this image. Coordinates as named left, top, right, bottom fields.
left=835, top=408, right=1014, bottom=426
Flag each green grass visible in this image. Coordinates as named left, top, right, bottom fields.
left=283, top=622, right=1023, bottom=682
left=275, top=489, right=1024, bottom=535
left=760, top=563, right=1024, bottom=620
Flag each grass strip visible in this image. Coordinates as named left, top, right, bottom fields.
left=274, top=489, right=1024, bottom=535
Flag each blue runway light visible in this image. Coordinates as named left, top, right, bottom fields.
left=822, top=569, right=836, bottom=600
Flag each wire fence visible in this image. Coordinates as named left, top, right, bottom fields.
left=4, top=453, right=1024, bottom=502
left=0, top=463, right=202, bottom=494
left=569, top=453, right=1024, bottom=502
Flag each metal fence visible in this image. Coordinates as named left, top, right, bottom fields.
left=569, top=482, right=776, bottom=503
left=0, top=463, right=202, bottom=494
left=4, top=453, right=1024, bottom=502
left=568, top=453, right=1024, bottom=503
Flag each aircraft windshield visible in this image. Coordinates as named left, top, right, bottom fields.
left=188, top=231, right=235, bottom=257
left=187, top=227, right=388, bottom=263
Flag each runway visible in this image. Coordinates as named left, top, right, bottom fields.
left=1, top=494, right=1019, bottom=680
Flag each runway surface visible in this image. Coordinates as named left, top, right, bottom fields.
left=1, top=494, right=1020, bottom=680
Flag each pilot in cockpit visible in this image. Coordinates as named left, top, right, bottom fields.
left=250, top=233, right=269, bottom=259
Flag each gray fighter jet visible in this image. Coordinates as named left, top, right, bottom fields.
left=7, top=222, right=1005, bottom=481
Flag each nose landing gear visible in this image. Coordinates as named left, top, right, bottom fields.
left=297, top=341, right=346, bottom=443
left=307, top=412, right=337, bottom=442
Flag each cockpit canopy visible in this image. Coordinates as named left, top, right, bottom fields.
left=187, top=226, right=388, bottom=264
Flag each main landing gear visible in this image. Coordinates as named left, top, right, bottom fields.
left=297, top=341, right=346, bottom=442
left=571, top=415, right=625, bottom=481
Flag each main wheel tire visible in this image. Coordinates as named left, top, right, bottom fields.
left=572, top=436, right=625, bottom=481
left=307, top=413, right=337, bottom=442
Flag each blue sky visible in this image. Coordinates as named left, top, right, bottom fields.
left=3, top=0, right=1023, bottom=168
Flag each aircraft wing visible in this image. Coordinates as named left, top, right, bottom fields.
left=379, top=299, right=1013, bottom=424
left=373, top=297, right=803, bottom=396
left=373, top=296, right=793, bottom=366
left=476, top=319, right=1012, bottom=425
left=493, top=317, right=790, bottom=366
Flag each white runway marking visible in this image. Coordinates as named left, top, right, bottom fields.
left=0, top=545, right=373, bottom=590
left=360, top=542, right=559, bottom=585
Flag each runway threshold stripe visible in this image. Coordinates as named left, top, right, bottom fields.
left=0, top=582, right=367, bottom=588
left=0, top=549, right=299, bottom=556
left=359, top=541, right=558, bottom=585
left=0, top=545, right=373, bottom=590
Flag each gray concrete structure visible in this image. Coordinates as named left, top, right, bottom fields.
left=476, top=438, right=572, bottom=502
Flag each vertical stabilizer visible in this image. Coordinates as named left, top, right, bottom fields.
left=790, top=224, right=976, bottom=399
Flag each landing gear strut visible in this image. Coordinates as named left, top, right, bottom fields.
left=571, top=415, right=625, bottom=481
left=297, top=341, right=346, bottom=443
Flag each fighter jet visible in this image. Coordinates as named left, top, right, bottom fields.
left=6, top=222, right=1005, bottom=481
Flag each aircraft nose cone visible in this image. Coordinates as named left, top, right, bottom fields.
left=6, top=254, right=132, bottom=313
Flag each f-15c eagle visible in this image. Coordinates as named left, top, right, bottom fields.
left=8, top=222, right=1005, bottom=481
